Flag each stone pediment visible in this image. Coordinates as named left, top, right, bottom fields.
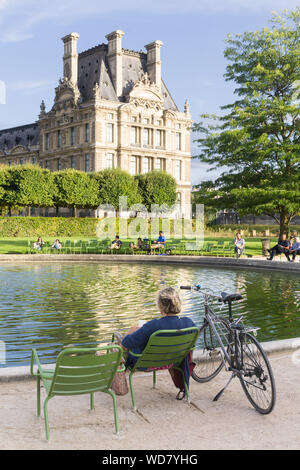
left=10, top=145, right=27, bottom=154
left=52, top=77, right=81, bottom=113
left=126, top=73, right=163, bottom=109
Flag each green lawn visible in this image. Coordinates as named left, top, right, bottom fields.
left=0, top=236, right=278, bottom=256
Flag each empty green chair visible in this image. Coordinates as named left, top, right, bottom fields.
left=30, top=345, right=124, bottom=440
left=127, top=327, right=199, bottom=410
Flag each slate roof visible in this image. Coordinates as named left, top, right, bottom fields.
left=77, top=44, right=178, bottom=110
left=0, top=123, right=39, bottom=153
left=0, top=43, right=178, bottom=151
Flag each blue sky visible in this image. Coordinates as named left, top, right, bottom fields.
left=0, top=0, right=298, bottom=185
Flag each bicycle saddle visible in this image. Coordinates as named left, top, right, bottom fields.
left=220, top=292, right=242, bottom=303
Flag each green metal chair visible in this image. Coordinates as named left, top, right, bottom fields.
left=127, top=327, right=199, bottom=410
left=30, top=345, right=124, bottom=440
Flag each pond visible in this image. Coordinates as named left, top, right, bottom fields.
left=0, top=262, right=299, bottom=367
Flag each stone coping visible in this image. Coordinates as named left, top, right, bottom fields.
left=0, top=253, right=299, bottom=273
left=1, top=337, right=299, bottom=382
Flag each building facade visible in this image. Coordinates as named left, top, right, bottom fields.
left=0, top=30, right=192, bottom=216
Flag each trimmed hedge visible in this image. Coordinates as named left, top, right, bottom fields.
left=0, top=217, right=99, bottom=237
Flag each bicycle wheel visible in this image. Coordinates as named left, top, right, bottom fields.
left=192, top=320, right=227, bottom=383
left=238, top=333, right=276, bottom=414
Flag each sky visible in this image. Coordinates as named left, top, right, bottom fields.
left=0, top=0, right=298, bottom=185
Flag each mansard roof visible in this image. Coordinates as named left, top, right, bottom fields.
left=0, top=123, right=39, bottom=152
left=77, top=44, right=178, bottom=110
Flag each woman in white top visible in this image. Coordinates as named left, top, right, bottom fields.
left=234, top=233, right=245, bottom=259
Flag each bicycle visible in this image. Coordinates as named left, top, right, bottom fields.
left=180, top=284, right=276, bottom=414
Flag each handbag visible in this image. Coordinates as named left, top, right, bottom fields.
left=111, top=368, right=129, bottom=396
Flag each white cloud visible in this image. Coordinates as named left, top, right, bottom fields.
left=8, top=79, right=55, bottom=91
left=0, top=0, right=298, bottom=42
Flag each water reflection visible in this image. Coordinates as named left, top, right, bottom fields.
left=0, top=263, right=299, bottom=367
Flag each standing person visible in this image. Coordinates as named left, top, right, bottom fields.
left=234, top=233, right=245, bottom=258
left=267, top=234, right=291, bottom=261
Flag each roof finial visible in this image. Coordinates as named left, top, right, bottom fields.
left=184, top=99, right=190, bottom=114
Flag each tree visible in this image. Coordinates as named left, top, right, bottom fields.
left=135, top=170, right=177, bottom=211
left=193, top=9, right=300, bottom=236
left=54, top=169, right=98, bottom=217
left=94, top=168, right=142, bottom=214
left=3, top=164, right=56, bottom=216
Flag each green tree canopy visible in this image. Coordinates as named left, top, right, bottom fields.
left=3, top=164, right=56, bottom=215
left=54, top=169, right=98, bottom=216
left=193, top=9, right=300, bottom=236
left=135, top=170, right=178, bottom=211
left=94, top=168, right=142, bottom=213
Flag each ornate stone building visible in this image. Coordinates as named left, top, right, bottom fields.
left=0, top=30, right=192, bottom=216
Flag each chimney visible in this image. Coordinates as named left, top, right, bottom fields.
left=105, top=30, right=125, bottom=98
left=61, top=32, right=80, bottom=84
left=145, top=40, right=163, bottom=90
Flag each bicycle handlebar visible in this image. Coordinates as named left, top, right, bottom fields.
left=180, top=285, right=242, bottom=303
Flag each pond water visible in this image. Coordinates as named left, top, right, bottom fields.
left=0, top=262, right=299, bottom=367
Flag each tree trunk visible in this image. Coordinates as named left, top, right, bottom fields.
left=74, top=206, right=77, bottom=218
left=28, top=206, right=31, bottom=217
left=55, top=206, right=59, bottom=217
left=279, top=210, right=290, bottom=238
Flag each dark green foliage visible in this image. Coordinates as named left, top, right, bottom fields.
left=193, top=9, right=300, bottom=236
left=94, top=168, right=142, bottom=211
left=135, top=170, right=177, bottom=211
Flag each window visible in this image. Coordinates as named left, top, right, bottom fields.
left=131, top=126, right=138, bottom=145
left=143, top=128, right=150, bottom=146
left=106, top=153, right=114, bottom=169
left=45, top=133, right=49, bottom=150
left=106, top=123, right=114, bottom=143
left=45, top=160, right=50, bottom=169
left=176, top=132, right=181, bottom=150
left=85, top=123, right=90, bottom=142
left=143, top=157, right=150, bottom=174
left=176, top=123, right=181, bottom=129
left=71, top=156, right=75, bottom=169
left=155, top=130, right=162, bottom=147
left=57, top=159, right=62, bottom=171
left=8, top=160, right=12, bottom=166
left=85, top=153, right=90, bottom=172
left=131, top=116, right=137, bottom=122
left=143, top=118, right=149, bottom=124
left=19, top=159, right=24, bottom=165
left=71, top=127, right=75, bottom=145
left=32, top=157, right=36, bottom=165
left=175, top=160, right=182, bottom=180
left=130, top=156, right=137, bottom=175
left=107, top=113, right=113, bottom=120
left=155, top=158, right=163, bottom=170
left=57, top=130, right=61, bottom=148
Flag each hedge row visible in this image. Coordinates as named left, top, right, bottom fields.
left=0, top=217, right=99, bottom=237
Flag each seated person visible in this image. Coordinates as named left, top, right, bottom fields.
left=151, top=231, right=166, bottom=250
left=33, top=237, right=45, bottom=251
left=267, top=234, right=291, bottom=261
left=111, top=235, right=122, bottom=250
left=51, top=239, right=62, bottom=250
left=115, top=287, right=196, bottom=390
left=234, top=233, right=245, bottom=258
left=129, top=238, right=143, bottom=250
left=289, top=236, right=300, bottom=262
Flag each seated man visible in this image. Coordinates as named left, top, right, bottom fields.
left=289, top=236, right=300, bottom=262
left=151, top=231, right=166, bottom=251
left=267, top=234, right=291, bottom=261
left=234, top=233, right=245, bottom=259
left=111, top=235, right=122, bottom=250
left=115, top=287, right=196, bottom=391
